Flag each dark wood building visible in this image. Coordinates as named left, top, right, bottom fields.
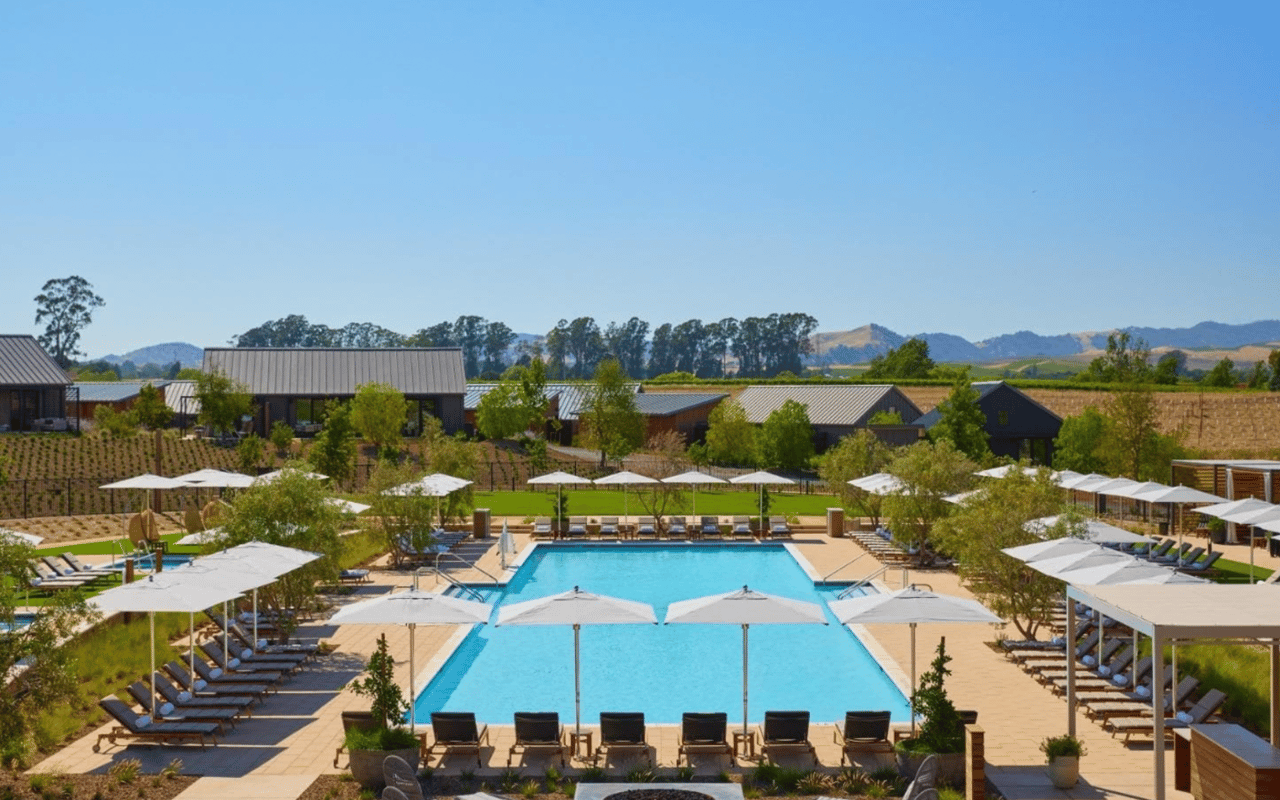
left=915, top=380, right=1062, bottom=464
left=735, top=384, right=924, bottom=452
left=0, top=335, right=73, bottom=432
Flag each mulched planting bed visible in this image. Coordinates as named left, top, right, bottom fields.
left=0, top=771, right=196, bottom=800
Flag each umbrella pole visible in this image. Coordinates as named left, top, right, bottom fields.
left=189, top=611, right=196, bottom=689
left=909, top=622, right=916, bottom=737
left=742, top=623, right=749, bottom=737
left=409, top=623, right=416, bottom=734
left=224, top=600, right=231, bottom=668
left=254, top=588, right=259, bottom=646
left=150, top=612, right=157, bottom=718
left=574, top=624, right=582, bottom=738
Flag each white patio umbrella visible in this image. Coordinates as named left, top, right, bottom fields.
left=93, top=571, right=244, bottom=717
left=664, top=585, right=826, bottom=736
left=1215, top=503, right=1280, bottom=582
left=942, top=489, right=982, bottom=506
left=201, top=542, right=323, bottom=645
left=496, top=586, right=656, bottom=738
left=528, top=470, right=592, bottom=524
left=1134, top=485, right=1226, bottom=558
left=1196, top=497, right=1275, bottom=521
left=0, top=527, right=43, bottom=546
left=329, top=588, right=491, bottom=733
left=592, top=470, right=659, bottom=520
left=1027, top=548, right=1136, bottom=580
left=1003, top=537, right=1106, bottom=564
left=386, top=473, right=473, bottom=529
left=827, top=586, right=1001, bottom=735
left=100, top=473, right=187, bottom=514
left=975, top=464, right=1039, bottom=479
left=169, top=559, right=279, bottom=673
left=499, top=519, right=516, bottom=569
left=729, top=470, right=795, bottom=527
left=849, top=473, right=907, bottom=495
left=174, top=526, right=225, bottom=547
left=326, top=497, right=372, bottom=515
left=660, top=470, right=727, bottom=518
left=254, top=468, right=328, bottom=485
left=1058, top=473, right=1112, bottom=491
left=1023, top=516, right=1154, bottom=546
left=1055, top=559, right=1202, bottom=587
left=1052, top=470, right=1083, bottom=487
left=175, top=469, right=256, bottom=488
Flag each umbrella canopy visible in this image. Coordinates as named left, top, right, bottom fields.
left=0, top=526, right=43, bottom=546
left=1091, top=478, right=1141, bottom=497
left=326, top=497, right=371, bottom=515
left=849, top=473, right=907, bottom=495
left=826, top=585, right=1000, bottom=734
left=1024, top=516, right=1154, bottom=545
left=1109, top=481, right=1169, bottom=499
left=1027, top=548, right=1135, bottom=580
left=975, top=464, right=1038, bottom=479
left=1060, top=474, right=1113, bottom=492
left=100, top=474, right=187, bottom=491
left=386, top=473, right=473, bottom=497
left=1196, top=498, right=1275, bottom=520
left=593, top=471, right=659, bottom=519
left=664, top=585, right=826, bottom=735
left=496, top=587, right=656, bottom=736
left=1003, top=538, right=1105, bottom=563
left=660, top=470, right=727, bottom=517
left=198, top=541, right=321, bottom=647
left=729, top=471, right=794, bottom=523
left=1133, top=485, right=1225, bottom=505
left=942, top=489, right=982, bottom=506
left=174, top=526, right=225, bottom=547
left=1055, top=559, right=1201, bottom=587
left=528, top=471, right=592, bottom=522
left=1221, top=505, right=1280, bottom=526
left=175, top=469, right=255, bottom=488
left=254, top=468, right=327, bottom=485
left=1052, top=470, right=1083, bottom=487
left=330, top=589, right=490, bottom=732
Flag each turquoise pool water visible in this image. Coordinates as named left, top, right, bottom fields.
left=413, top=544, right=910, bottom=725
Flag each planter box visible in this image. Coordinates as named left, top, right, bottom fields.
left=897, top=750, right=965, bottom=787
left=349, top=747, right=420, bottom=791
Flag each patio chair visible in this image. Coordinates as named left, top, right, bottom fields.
left=759, top=710, right=817, bottom=765
left=564, top=517, right=589, bottom=539
left=700, top=516, right=723, bottom=539
left=333, top=710, right=380, bottom=767
left=209, top=613, right=316, bottom=656
left=599, top=517, right=620, bottom=538
left=1145, top=540, right=1176, bottom=560
left=1019, top=630, right=1106, bottom=670
left=94, top=695, right=219, bottom=752
left=151, top=671, right=256, bottom=714
left=507, top=712, right=567, bottom=767
left=1039, top=641, right=1132, bottom=686
left=383, top=754, right=426, bottom=800
left=1084, top=676, right=1200, bottom=721
left=29, top=560, right=96, bottom=587
left=1174, top=546, right=1206, bottom=568
left=665, top=516, right=688, bottom=539
left=426, top=711, right=489, bottom=767
left=126, top=681, right=239, bottom=733
left=198, top=640, right=300, bottom=676
left=597, top=712, right=651, bottom=766
left=1178, top=551, right=1223, bottom=574
left=635, top=517, right=658, bottom=539
left=731, top=516, right=753, bottom=538
left=531, top=517, right=554, bottom=538
left=677, top=712, right=733, bottom=765
left=1105, top=688, right=1227, bottom=742
left=1153, top=542, right=1193, bottom=565
left=207, top=634, right=309, bottom=667
left=834, top=710, right=892, bottom=763
left=60, top=552, right=117, bottom=578
left=769, top=516, right=792, bottom=539
left=166, top=659, right=273, bottom=698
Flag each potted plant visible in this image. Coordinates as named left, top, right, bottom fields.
left=895, top=637, right=966, bottom=785
left=1206, top=517, right=1227, bottom=544
left=345, top=633, right=421, bottom=790
left=1041, top=733, right=1087, bottom=788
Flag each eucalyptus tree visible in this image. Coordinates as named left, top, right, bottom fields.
left=33, top=275, right=106, bottom=367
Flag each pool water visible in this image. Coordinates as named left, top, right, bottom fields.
left=107, top=554, right=194, bottom=570
left=414, top=544, right=910, bottom=726
left=0, top=613, right=37, bottom=633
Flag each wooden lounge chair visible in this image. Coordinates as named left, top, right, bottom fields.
left=151, top=672, right=256, bottom=714
left=564, top=517, right=589, bottom=539
left=1178, top=551, right=1223, bottom=574
left=635, top=517, right=658, bottom=539
left=700, top=516, right=723, bottom=539
left=126, top=681, right=239, bottom=733
left=1105, top=688, right=1228, bottom=741
left=665, top=516, right=688, bottom=539
left=60, top=552, right=117, bottom=578
left=209, top=613, right=317, bottom=656
left=835, top=710, right=892, bottom=763
left=198, top=641, right=297, bottom=677
left=165, top=660, right=273, bottom=699
left=731, top=516, right=753, bottom=539
left=42, top=555, right=109, bottom=584
left=677, top=712, right=733, bottom=765
left=532, top=518, right=554, bottom=539
left=760, top=710, right=817, bottom=765
left=598, top=517, right=620, bottom=538
left=507, top=712, right=567, bottom=767
left=597, top=712, right=650, bottom=766
left=769, top=516, right=792, bottom=539
left=30, top=560, right=96, bottom=587
left=1084, top=676, right=1199, bottom=721
left=426, top=711, right=489, bottom=767
left=201, top=638, right=306, bottom=671
left=95, top=695, right=219, bottom=752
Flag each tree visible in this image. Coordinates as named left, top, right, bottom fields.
left=33, top=275, right=106, bottom=368
left=1074, top=332, right=1151, bottom=383
left=194, top=369, right=254, bottom=439
left=415, top=418, right=479, bottom=524
left=928, top=371, right=990, bottom=461
left=476, top=382, right=531, bottom=440
left=703, top=399, right=757, bottom=467
left=1270, top=350, right=1280, bottom=392
left=579, top=359, right=645, bottom=468
left=632, top=430, right=691, bottom=521
left=216, top=464, right=345, bottom=638
left=604, top=317, right=649, bottom=378
left=647, top=324, right=675, bottom=377
left=269, top=420, right=295, bottom=457
left=364, top=461, right=446, bottom=558
left=93, top=405, right=136, bottom=438
left=1153, top=351, right=1185, bottom=385
left=864, top=338, right=935, bottom=380
left=1102, top=378, right=1161, bottom=479
left=882, top=439, right=976, bottom=561
left=349, top=382, right=409, bottom=457
left=235, top=433, right=266, bottom=474
left=757, top=399, right=814, bottom=471
left=309, top=400, right=357, bottom=484
left=1202, top=358, right=1236, bottom=388
left=132, top=384, right=173, bottom=430
left=932, top=469, right=1075, bottom=638
left=867, top=410, right=903, bottom=425
left=1247, top=361, right=1270, bottom=390
left=1053, top=406, right=1108, bottom=474
left=482, top=321, right=516, bottom=376
left=817, top=429, right=891, bottom=524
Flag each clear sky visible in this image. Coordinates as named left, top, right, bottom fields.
left=3, top=2, right=1277, bottom=358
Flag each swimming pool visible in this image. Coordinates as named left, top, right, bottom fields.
left=106, top=554, right=194, bottom=570
left=414, top=544, right=910, bottom=725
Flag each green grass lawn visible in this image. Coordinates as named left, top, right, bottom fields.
left=472, top=489, right=839, bottom=519
left=1208, top=556, right=1273, bottom=584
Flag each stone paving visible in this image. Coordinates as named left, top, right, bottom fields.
left=34, top=522, right=1267, bottom=800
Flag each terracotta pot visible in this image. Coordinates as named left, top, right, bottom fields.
left=1048, top=755, right=1079, bottom=789
left=348, top=747, right=420, bottom=791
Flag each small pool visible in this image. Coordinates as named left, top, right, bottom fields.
left=1, top=613, right=37, bottom=633
left=414, top=544, right=910, bottom=726
left=106, top=553, right=194, bottom=570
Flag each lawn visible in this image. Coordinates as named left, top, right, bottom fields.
left=1208, top=556, right=1273, bottom=584
left=471, top=488, right=839, bottom=519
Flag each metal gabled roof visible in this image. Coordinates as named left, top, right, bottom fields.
left=0, top=335, right=71, bottom=386
left=915, top=380, right=1062, bottom=429
left=634, top=393, right=727, bottom=417
left=73, top=380, right=169, bottom=403
left=465, top=381, right=640, bottom=420
left=735, top=384, right=920, bottom=426
left=164, top=380, right=199, bottom=414
left=202, top=348, right=466, bottom=396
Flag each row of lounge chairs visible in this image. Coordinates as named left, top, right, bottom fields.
left=94, top=616, right=319, bottom=752
left=27, top=553, right=118, bottom=591
left=847, top=526, right=915, bottom=565
left=532, top=516, right=793, bottom=540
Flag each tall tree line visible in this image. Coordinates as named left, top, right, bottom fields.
left=230, top=312, right=816, bottom=380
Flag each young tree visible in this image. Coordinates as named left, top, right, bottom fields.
left=235, top=433, right=266, bottom=474
left=633, top=430, right=690, bottom=520
left=864, top=338, right=935, bottom=379
left=1202, top=358, right=1237, bottom=388
left=1270, top=350, right=1280, bottom=392
left=415, top=417, right=479, bottom=524
left=1247, top=361, right=1270, bottom=390
left=703, top=399, right=757, bottom=467
left=33, top=275, right=106, bottom=368
left=817, top=429, right=892, bottom=524
left=132, top=384, right=173, bottom=430
left=579, top=359, right=645, bottom=468
left=195, top=369, right=254, bottom=439
left=882, top=439, right=976, bottom=562
left=349, top=382, right=409, bottom=457
left=757, top=399, right=815, bottom=471
left=309, top=400, right=357, bottom=484
left=1052, top=406, right=1108, bottom=474
left=932, top=469, right=1075, bottom=639
left=93, top=405, right=137, bottom=438
left=928, top=371, right=990, bottom=462
left=269, top=420, right=295, bottom=457
left=1153, top=351, right=1185, bottom=385
left=1102, top=379, right=1161, bottom=479
left=364, top=461, right=445, bottom=557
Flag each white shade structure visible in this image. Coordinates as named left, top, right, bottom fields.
left=1023, top=516, right=1154, bottom=545
left=975, top=464, right=1040, bottom=479
left=254, top=468, right=327, bottom=485
left=661, top=470, right=728, bottom=518
left=1052, top=470, right=1083, bottom=487
left=849, top=473, right=907, bottom=495
left=1132, top=485, right=1225, bottom=505
left=1057, top=472, right=1105, bottom=489
left=1060, top=474, right=1113, bottom=492
left=0, top=527, right=43, bottom=546
left=200, top=541, right=323, bottom=645
left=1195, top=498, right=1275, bottom=521
left=729, top=470, right=794, bottom=522
left=1057, top=560, right=1203, bottom=587
left=100, top=473, right=187, bottom=513
left=527, top=470, right=592, bottom=521
left=827, top=586, right=1001, bottom=734
left=326, top=498, right=372, bottom=515
left=175, top=469, right=255, bottom=488
left=1027, top=548, right=1136, bottom=580
left=942, top=489, right=982, bottom=506
left=664, top=585, right=826, bottom=735
left=593, top=470, right=658, bottom=519
left=385, top=473, right=473, bottom=528
left=496, top=587, right=656, bottom=737
left=174, top=527, right=225, bottom=547
left=329, top=588, right=491, bottom=732
left=1003, top=538, right=1106, bottom=564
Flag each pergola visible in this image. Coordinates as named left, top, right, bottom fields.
left=1064, top=583, right=1280, bottom=800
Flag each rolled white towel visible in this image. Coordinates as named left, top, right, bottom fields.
left=209, top=667, right=223, bottom=679
left=227, top=658, right=240, bottom=668
left=1134, top=685, right=1152, bottom=698
left=257, top=639, right=267, bottom=649
left=178, top=691, right=192, bottom=702
left=193, top=679, right=208, bottom=691
left=1098, top=665, right=1113, bottom=677
left=1082, top=655, right=1097, bottom=666
left=1176, top=711, right=1194, bottom=724
left=242, top=649, right=254, bottom=660
left=136, top=715, right=151, bottom=728
left=159, top=702, right=175, bottom=715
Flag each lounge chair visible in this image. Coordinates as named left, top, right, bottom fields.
left=597, top=712, right=650, bottom=766
left=1105, top=688, right=1228, bottom=741
left=834, top=710, right=892, bottom=763
left=507, top=712, right=567, bottom=767
left=1145, top=540, right=1176, bottom=560
left=94, top=695, right=219, bottom=752
left=1040, top=643, right=1133, bottom=688
left=1153, top=543, right=1193, bottom=565
left=665, top=516, right=688, bottom=539
left=759, top=710, right=817, bottom=765
left=198, top=641, right=298, bottom=676
left=769, top=516, right=792, bottom=539
left=635, top=517, right=658, bottom=539
left=151, top=672, right=256, bottom=714
left=126, top=681, right=239, bottom=732
left=60, top=552, right=117, bottom=578
left=599, top=517, right=620, bottom=538
left=42, top=555, right=108, bottom=583
left=426, top=711, right=489, bottom=767
left=1084, top=676, right=1200, bottom=721
left=188, top=653, right=283, bottom=686
left=1018, top=630, right=1106, bottom=670
left=564, top=517, right=589, bottom=539
left=677, top=712, right=733, bottom=765
left=532, top=518, right=554, bottom=539
left=209, top=613, right=318, bottom=657
left=383, top=754, right=426, bottom=800
left=29, top=560, right=96, bottom=587
left=1179, top=551, right=1223, bottom=574
left=203, top=634, right=309, bottom=667
left=165, top=660, right=273, bottom=699
left=731, top=516, right=753, bottom=538
left=700, top=516, right=723, bottom=539
left=1174, top=546, right=1206, bottom=568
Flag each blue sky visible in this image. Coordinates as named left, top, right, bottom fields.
left=3, top=2, right=1276, bottom=358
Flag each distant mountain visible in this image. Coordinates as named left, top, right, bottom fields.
left=813, top=320, right=1280, bottom=365
left=97, top=342, right=203, bottom=368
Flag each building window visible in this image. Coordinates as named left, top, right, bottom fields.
left=998, top=410, right=1010, bottom=426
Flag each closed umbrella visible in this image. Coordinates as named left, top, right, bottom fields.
left=729, top=471, right=795, bottom=529
left=827, top=586, right=1001, bottom=735
left=528, top=471, right=592, bottom=527
left=329, top=587, right=490, bottom=733
left=661, top=470, right=727, bottom=518
left=499, top=520, right=516, bottom=569
left=593, top=471, right=658, bottom=521
left=665, top=585, right=826, bottom=736
left=496, top=586, right=656, bottom=739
